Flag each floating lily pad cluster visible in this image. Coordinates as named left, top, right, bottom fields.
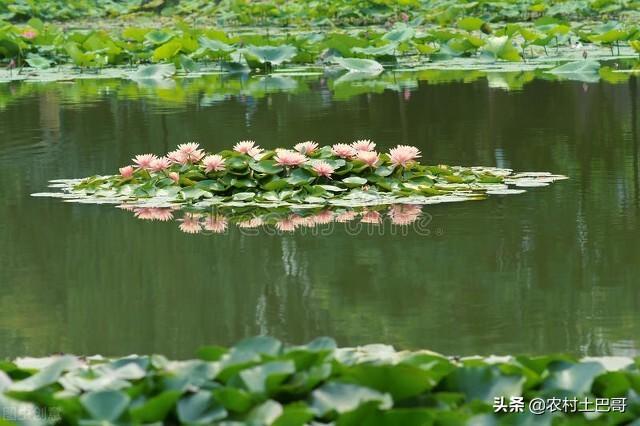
left=1, top=336, right=639, bottom=425
left=35, top=141, right=567, bottom=208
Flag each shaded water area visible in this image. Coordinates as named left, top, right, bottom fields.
left=0, top=72, right=639, bottom=359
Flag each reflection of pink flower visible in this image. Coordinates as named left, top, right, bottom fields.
left=351, top=139, right=376, bottom=152
left=119, top=165, right=134, bottom=179
left=151, top=208, right=174, bottom=221
left=238, top=217, right=263, bottom=228
left=336, top=210, right=358, bottom=222
left=203, top=215, right=228, bottom=233
left=290, top=215, right=306, bottom=226
left=22, top=29, right=37, bottom=40
left=299, top=216, right=316, bottom=228
left=274, top=149, right=307, bottom=167
left=135, top=208, right=174, bottom=221
left=389, top=145, right=421, bottom=167
left=294, top=141, right=318, bottom=155
left=312, top=161, right=334, bottom=178
left=150, top=157, right=171, bottom=172
left=331, top=143, right=356, bottom=158
left=169, top=172, right=180, bottom=184
left=361, top=210, right=382, bottom=224
left=356, top=150, right=379, bottom=167
left=276, top=217, right=297, bottom=232
left=203, top=155, right=226, bottom=173
left=117, top=204, right=136, bottom=212
left=313, top=210, right=333, bottom=224
left=134, top=208, right=155, bottom=220
left=389, top=204, right=421, bottom=225
left=234, top=140, right=258, bottom=154
left=179, top=214, right=202, bottom=234
left=132, top=154, right=158, bottom=170
left=176, top=143, right=205, bottom=163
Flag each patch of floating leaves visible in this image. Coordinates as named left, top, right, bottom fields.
left=32, top=141, right=567, bottom=214
left=1, top=336, right=639, bottom=425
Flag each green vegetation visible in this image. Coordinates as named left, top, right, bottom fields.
left=0, top=2, right=639, bottom=78
left=35, top=141, right=566, bottom=209
left=1, top=0, right=640, bottom=26
left=1, top=336, right=639, bottom=425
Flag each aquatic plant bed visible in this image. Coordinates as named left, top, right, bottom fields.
left=33, top=141, right=567, bottom=211
left=1, top=16, right=639, bottom=84
left=1, top=337, right=639, bottom=425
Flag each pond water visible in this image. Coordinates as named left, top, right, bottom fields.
left=0, top=73, right=638, bottom=360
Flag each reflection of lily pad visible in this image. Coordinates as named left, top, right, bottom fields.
left=547, top=60, right=601, bottom=83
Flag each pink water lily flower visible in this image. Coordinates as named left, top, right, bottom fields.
left=312, top=161, right=334, bottom=178
left=176, top=142, right=205, bottom=163
left=248, top=147, right=264, bottom=160
left=169, top=172, right=180, bottom=184
left=167, top=149, right=188, bottom=165
left=294, top=141, right=319, bottom=155
left=234, top=140, right=259, bottom=154
left=21, top=29, right=38, bottom=40
left=389, top=145, right=421, bottom=167
left=132, top=154, right=158, bottom=170
left=150, top=157, right=171, bottom=172
left=331, top=143, right=356, bottom=159
left=351, top=139, right=376, bottom=152
left=356, top=150, right=379, bottom=167
left=119, top=165, right=134, bottom=179
left=274, top=149, right=307, bottom=167
left=203, top=154, right=226, bottom=173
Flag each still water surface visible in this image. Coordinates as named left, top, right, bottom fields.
left=0, top=74, right=638, bottom=359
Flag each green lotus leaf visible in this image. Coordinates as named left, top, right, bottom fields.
left=198, top=36, right=234, bottom=53
left=341, top=176, right=368, bottom=187
left=129, top=390, right=182, bottom=423
left=250, top=160, right=284, bottom=175
left=382, top=25, right=415, bottom=44
left=334, top=57, right=384, bottom=74
left=25, top=53, right=51, bottom=69
left=130, top=63, right=176, bottom=80
left=177, top=391, right=227, bottom=424
left=310, top=382, right=392, bottom=417
left=145, top=30, right=173, bottom=45
left=458, top=17, right=485, bottom=32
left=351, top=43, right=398, bottom=57
left=244, top=44, right=297, bottom=65
left=80, top=390, right=130, bottom=422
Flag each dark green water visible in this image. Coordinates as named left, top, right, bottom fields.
left=1, top=74, right=638, bottom=359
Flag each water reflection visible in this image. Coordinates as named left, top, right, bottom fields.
left=120, top=204, right=427, bottom=235
left=0, top=73, right=638, bottom=360
left=1, top=62, right=637, bottom=112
